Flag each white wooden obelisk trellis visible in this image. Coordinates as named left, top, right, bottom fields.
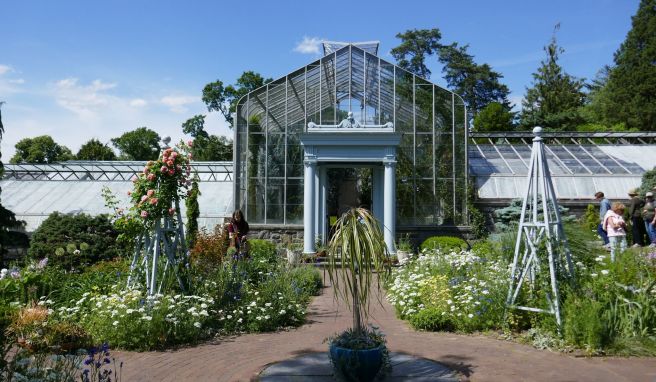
left=127, top=199, right=189, bottom=295
left=506, top=126, right=575, bottom=327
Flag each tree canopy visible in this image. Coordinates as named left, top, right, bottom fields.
left=10, top=135, right=74, bottom=164
left=598, top=0, right=656, bottom=131
left=76, top=138, right=117, bottom=160
left=472, top=102, right=515, bottom=132
left=390, top=29, right=442, bottom=79
left=111, top=127, right=161, bottom=161
left=202, top=71, right=272, bottom=126
left=182, top=115, right=232, bottom=161
left=437, top=43, right=511, bottom=117
left=519, top=25, right=586, bottom=130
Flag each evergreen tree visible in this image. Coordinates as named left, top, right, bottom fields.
left=519, top=25, right=586, bottom=130
left=437, top=43, right=511, bottom=117
left=76, top=138, right=117, bottom=160
left=391, top=28, right=442, bottom=79
left=473, top=102, right=515, bottom=131
left=602, top=0, right=656, bottom=131
left=185, top=180, right=200, bottom=248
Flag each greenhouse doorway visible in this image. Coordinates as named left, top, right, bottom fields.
left=325, top=168, right=374, bottom=239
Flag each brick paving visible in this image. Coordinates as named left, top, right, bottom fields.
left=115, top=275, right=656, bottom=381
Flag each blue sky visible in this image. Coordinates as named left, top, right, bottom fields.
left=0, top=0, right=638, bottom=159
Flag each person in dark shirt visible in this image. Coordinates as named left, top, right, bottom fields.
left=627, top=189, right=647, bottom=247
left=643, top=191, right=656, bottom=247
left=227, top=209, right=250, bottom=254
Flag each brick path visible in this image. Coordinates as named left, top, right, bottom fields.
left=115, top=275, right=656, bottom=381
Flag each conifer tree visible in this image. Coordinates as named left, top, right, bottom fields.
left=520, top=25, right=586, bottom=130
left=602, top=0, right=656, bottom=131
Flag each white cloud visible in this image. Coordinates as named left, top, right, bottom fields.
left=8, top=78, right=25, bottom=84
left=160, top=95, right=197, bottom=113
left=293, top=36, right=322, bottom=55
left=53, top=78, right=118, bottom=120
left=0, top=65, right=12, bottom=75
left=130, top=98, right=147, bottom=107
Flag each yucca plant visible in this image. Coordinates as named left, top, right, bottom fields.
left=327, top=207, right=391, bottom=335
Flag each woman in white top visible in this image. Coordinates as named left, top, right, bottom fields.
left=603, top=202, right=627, bottom=262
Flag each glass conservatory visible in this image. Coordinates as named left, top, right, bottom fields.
left=233, top=41, right=468, bottom=252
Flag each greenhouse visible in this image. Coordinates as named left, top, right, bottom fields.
left=233, top=41, right=468, bottom=252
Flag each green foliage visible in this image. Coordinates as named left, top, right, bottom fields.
left=185, top=180, right=200, bottom=248
left=473, top=102, right=515, bottom=132
left=409, top=306, right=454, bottom=331
left=563, top=296, right=607, bottom=350
left=493, top=198, right=572, bottom=231
left=28, top=212, right=120, bottom=269
left=110, top=127, right=160, bottom=160
left=600, top=0, right=656, bottom=131
left=327, top=208, right=390, bottom=335
left=391, top=28, right=442, bottom=79
left=519, top=25, right=586, bottom=130
left=419, top=236, right=468, bottom=252
left=182, top=115, right=233, bottom=161
left=189, top=226, right=228, bottom=275
left=10, top=135, right=74, bottom=164
left=76, top=138, right=117, bottom=160
left=288, top=266, right=323, bottom=296
left=583, top=204, right=599, bottom=231
left=639, top=167, right=656, bottom=196
left=202, top=71, right=272, bottom=125
left=438, top=43, right=511, bottom=116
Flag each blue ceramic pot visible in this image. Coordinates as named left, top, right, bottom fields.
left=329, top=343, right=384, bottom=382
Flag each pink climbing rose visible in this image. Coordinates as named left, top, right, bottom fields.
left=147, top=189, right=155, bottom=197
left=140, top=210, right=149, bottom=218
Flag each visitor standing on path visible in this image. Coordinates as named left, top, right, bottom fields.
left=603, top=202, right=628, bottom=262
left=628, top=189, right=647, bottom=247
left=594, top=191, right=611, bottom=249
left=643, top=192, right=656, bottom=247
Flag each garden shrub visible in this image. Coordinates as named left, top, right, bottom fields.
left=582, top=204, right=599, bottom=232
left=409, top=307, right=455, bottom=331
left=288, top=266, right=323, bottom=296
left=638, top=166, right=656, bottom=196
left=419, top=236, right=468, bottom=252
left=563, top=296, right=606, bottom=350
left=189, top=225, right=228, bottom=274
left=29, top=212, right=120, bottom=269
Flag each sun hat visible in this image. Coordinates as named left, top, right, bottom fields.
left=647, top=192, right=654, bottom=197
left=628, top=188, right=639, bottom=196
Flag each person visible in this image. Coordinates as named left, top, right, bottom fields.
left=628, top=188, right=647, bottom=247
left=594, top=191, right=611, bottom=249
left=603, top=202, right=628, bottom=262
left=227, top=209, right=250, bottom=255
left=642, top=192, right=656, bottom=247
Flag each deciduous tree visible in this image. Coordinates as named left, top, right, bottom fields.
left=473, top=102, right=515, bottom=132
left=202, top=71, right=272, bottom=126
left=111, top=127, right=160, bottom=160
left=76, top=138, right=117, bottom=160
left=11, top=135, right=74, bottom=163
left=182, top=115, right=232, bottom=161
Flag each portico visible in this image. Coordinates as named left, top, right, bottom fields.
left=300, top=122, right=401, bottom=255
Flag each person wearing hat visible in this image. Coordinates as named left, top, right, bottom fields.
left=628, top=188, right=647, bottom=247
left=642, top=191, right=656, bottom=247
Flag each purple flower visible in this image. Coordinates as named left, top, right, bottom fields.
left=36, top=258, right=48, bottom=269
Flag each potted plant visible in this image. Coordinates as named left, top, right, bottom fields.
left=396, top=234, right=413, bottom=265
left=325, top=208, right=391, bottom=381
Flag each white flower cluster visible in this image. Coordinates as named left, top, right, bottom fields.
left=218, top=291, right=305, bottom=330
left=57, top=288, right=215, bottom=333
left=388, top=249, right=508, bottom=326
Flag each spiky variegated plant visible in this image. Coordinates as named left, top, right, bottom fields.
left=327, top=207, right=391, bottom=335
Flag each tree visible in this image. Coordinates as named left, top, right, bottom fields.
left=202, top=71, right=272, bottom=126
left=600, top=0, right=656, bottom=131
left=182, top=115, right=233, bottom=161
left=185, top=179, right=200, bottom=248
left=111, top=127, right=160, bottom=160
left=10, top=135, right=74, bottom=163
left=76, top=138, right=117, bottom=160
left=437, top=43, right=511, bottom=117
left=473, top=102, right=515, bottom=132
left=391, top=28, right=442, bottom=79
left=519, top=25, right=586, bottom=130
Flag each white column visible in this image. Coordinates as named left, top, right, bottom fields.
left=314, top=165, right=320, bottom=240
left=383, top=159, right=396, bottom=254
left=372, top=167, right=384, bottom=224
left=319, top=167, right=327, bottom=244
left=304, top=159, right=317, bottom=254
